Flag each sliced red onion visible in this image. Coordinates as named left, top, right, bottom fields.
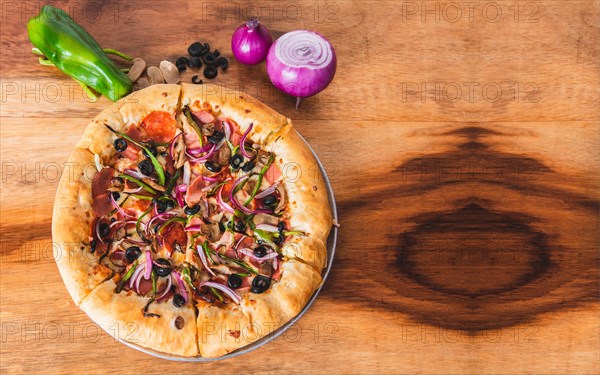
left=197, top=245, right=216, bottom=276
left=187, top=142, right=214, bottom=156
left=169, top=132, right=182, bottom=159
left=266, top=30, right=337, bottom=109
left=129, top=263, right=145, bottom=289
left=123, top=185, right=143, bottom=194
left=182, top=161, right=191, bottom=185
left=201, top=281, right=241, bottom=304
left=146, top=213, right=174, bottom=235
left=215, top=120, right=231, bottom=150
left=184, top=224, right=202, bottom=232
left=156, top=274, right=173, bottom=300
left=95, top=220, right=105, bottom=243
left=239, top=122, right=253, bottom=158
left=122, top=237, right=148, bottom=246
left=229, top=176, right=253, bottom=215
left=203, top=175, right=221, bottom=182
left=186, top=143, right=216, bottom=162
left=172, top=271, right=188, bottom=303
left=175, top=184, right=187, bottom=208
left=202, top=181, right=219, bottom=192
left=124, top=168, right=146, bottom=179
left=231, top=18, right=273, bottom=65
left=110, top=193, right=135, bottom=219
left=255, top=223, right=279, bottom=232
left=254, top=182, right=278, bottom=199
left=144, top=250, right=152, bottom=279
left=216, top=185, right=234, bottom=214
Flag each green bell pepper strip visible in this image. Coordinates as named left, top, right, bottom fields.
left=27, top=5, right=133, bottom=102
left=244, top=154, right=275, bottom=206
left=106, top=125, right=166, bottom=186
left=183, top=106, right=204, bottom=147
left=115, top=262, right=138, bottom=293
left=136, top=205, right=153, bottom=242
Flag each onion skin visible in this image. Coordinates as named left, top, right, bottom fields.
left=266, top=30, right=337, bottom=102
left=231, top=19, right=273, bottom=65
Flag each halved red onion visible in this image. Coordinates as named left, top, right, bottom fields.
left=254, top=182, right=278, bottom=199
left=266, top=30, right=337, bottom=109
left=255, top=223, right=279, bottom=232
left=197, top=245, right=216, bottom=276
left=110, top=193, right=135, bottom=219
left=144, top=250, right=152, bottom=279
left=239, top=122, right=253, bottom=158
left=201, top=281, right=241, bottom=304
left=172, top=271, right=188, bottom=303
left=216, top=185, right=235, bottom=213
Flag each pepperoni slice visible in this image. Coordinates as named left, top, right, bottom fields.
left=162, top=222, right=187, bottom=256
left=140, top=111, right=177, bottom=143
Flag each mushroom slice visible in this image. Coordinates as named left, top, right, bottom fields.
left=159, top=60, right=181, bottom=84
left=147, top=66, right=165, bottom=85
left=253, top=213, right=279, bottom=226
left=134, top=77, right=150, bottom=90
left=128, top=58, right=146, bottom=82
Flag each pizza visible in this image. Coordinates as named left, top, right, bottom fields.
left=51, top=83, right=332, bottom=358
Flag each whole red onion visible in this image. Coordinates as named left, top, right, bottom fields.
left=231, top=19, right=273, bottom=65
left=266, top=30, right=337, bottom=108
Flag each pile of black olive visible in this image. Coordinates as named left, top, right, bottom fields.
left=176, top=42, right=229, bottom=84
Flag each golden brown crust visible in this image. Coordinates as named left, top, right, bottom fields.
left=119, top=84, right=181, bottom=125
left=281, top=235, right=327, bottom=272
left=195, top=302, right=256, bottom=358
left=52, top=148, right=113, bottom=305
left=80, top=279, right=199, bottom=357
left=180, top=83, right=290, bottom=144
left=270, top=128, right=332, bottom=243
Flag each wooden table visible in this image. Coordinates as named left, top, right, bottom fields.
left=1, top=0, right=599, bottom=373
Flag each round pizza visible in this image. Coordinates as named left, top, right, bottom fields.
left=52, top=83, right=332, bottom=358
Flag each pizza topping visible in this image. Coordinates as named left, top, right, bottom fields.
left=113, top=138, right=128, bottom=152
left=125, top=246, right=142, bottom=261
left=251, top=275, right=271, bottom=294
left=93, top=107, right=297, bottom=308
left=227, top=274, right=243, bottom=289
left=153, top=258, right=172, bottom=277
left=173, top=294, right=186, bottom=308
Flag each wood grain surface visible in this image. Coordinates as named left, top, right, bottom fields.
left=1, top=0, right=599, bottom=373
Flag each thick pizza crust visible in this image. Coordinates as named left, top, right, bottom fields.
left=52, top=148, right=113, bottom=305
left=80, top=279, right=199, bottom=357
left=196, top=261, right=322, bottom=358
left=281, top=234, right=327, bottom=272
left=181, top=83, right=290, bottom=144
left=53, top=84, right=332, bottom=358
left=270, top=128, right=333, bottom=242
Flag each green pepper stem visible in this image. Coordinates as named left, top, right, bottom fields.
left=103, top=48, right=134, bottom=61
left=38, top=57, right=54, bottom=66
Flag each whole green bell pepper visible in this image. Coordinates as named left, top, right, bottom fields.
left=27, top=5, right=133, bottom=101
